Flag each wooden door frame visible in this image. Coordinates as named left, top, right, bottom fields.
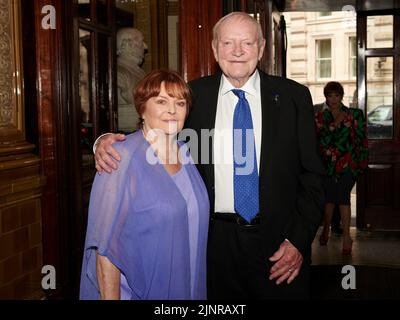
left=356, top=10, right=400, bottom=230
left=179, top=0, right=223, bottom=81
left=67, top=0, right=118, bottom=296
left=27, top=0, right=74, bottom=298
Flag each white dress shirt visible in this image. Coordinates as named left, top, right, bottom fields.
left=213, top=70, right=262, bottom=213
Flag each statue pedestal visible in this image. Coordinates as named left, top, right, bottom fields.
left=118, top=103, right=140, bottom=133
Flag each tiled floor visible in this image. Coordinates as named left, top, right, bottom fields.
left=310, top=185, right=400, bottom=299
left=312, top=226, right=400, bottom=268
left=313, top=185, right=400, bottom=268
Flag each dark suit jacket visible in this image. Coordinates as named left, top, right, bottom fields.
left=186, top=69, right=325, bottom=261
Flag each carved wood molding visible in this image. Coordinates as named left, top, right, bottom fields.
left=0, top=141, right=34, bottom=156
left=0, top=0, right=24, bottom=144
left=0, top=175, right=45, bottom=200
left=0, top=155, right=40, bottom=171
left=0, top=0, right=14, bottom=126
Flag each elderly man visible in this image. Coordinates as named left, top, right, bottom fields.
left=94, top=12, right=325, bottom=299
left=116, top=28, right=147, bottom=131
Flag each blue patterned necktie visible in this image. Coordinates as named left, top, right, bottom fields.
left=232, top=89, right=259, bottom=223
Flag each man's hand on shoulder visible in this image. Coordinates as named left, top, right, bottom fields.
left=94, top=133, right=126, bottom=174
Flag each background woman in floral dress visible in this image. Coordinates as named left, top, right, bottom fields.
left=315, top=82, right=368, bottom=255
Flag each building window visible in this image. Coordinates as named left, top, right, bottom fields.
left=316, top=39, right=331, bottom=78
left=349, top=37, right=357, bottom=78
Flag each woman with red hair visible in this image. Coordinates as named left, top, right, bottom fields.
left=80, top=70, right=209, bottom=300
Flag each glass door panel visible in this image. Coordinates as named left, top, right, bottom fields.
left=79, top=28, right=93, bottom=156
left=97, top=0, right=108, bottom=25
left=366, top=57, right=393, bottom=139
left=366, top=15, right=393, bottom=49
left=78, top=0, right=91, bottom=21
left=97, top=33, right=111, bottom=135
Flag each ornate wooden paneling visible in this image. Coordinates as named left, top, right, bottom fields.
left=32, top=0, right=73, bottom=298
left=179, top=0, right=223, bottom=81
left=0, top=0, right=45, bottom=299
left=33, top=0, right=61, bottom=288
left=0, top=0, right=24, bottom=143
left=151, top=0, right=169, bottom=69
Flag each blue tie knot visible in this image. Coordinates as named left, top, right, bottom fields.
left=232, top=89, right=246, bottom=100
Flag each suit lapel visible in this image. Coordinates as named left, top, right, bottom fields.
left=259, top=72, right=280, bottom=180
left=199, top=74, right=221, bottom=205
left=201, top=74, right=220, bottom=132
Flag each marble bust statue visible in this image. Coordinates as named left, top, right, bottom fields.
left=116, top=27, right=147, bottom=132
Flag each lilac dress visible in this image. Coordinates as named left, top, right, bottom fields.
left=79, top=131, right=209, bottom=300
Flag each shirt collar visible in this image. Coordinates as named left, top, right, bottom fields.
left=220, top=70, right=259, bottom=97
left=322, top=102, right=330, bottom=111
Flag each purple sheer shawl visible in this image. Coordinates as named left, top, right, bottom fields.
left=79, top=131, right=209, bottom=300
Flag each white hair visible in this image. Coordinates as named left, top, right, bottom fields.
left=212, top=12, right=265, bottom=47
